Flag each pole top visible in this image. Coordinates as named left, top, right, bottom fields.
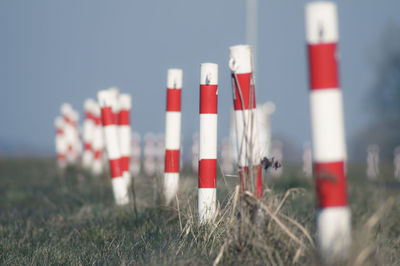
left=107, top=87, right=120, bottom=113
left=61, top=103, right=73, bottom=117
left=200, top=63, right=218, bottom=85
left=70, top=109, right=79, bottom=122
left=305, top=1, right=338, bottom=44
left=84, top=98, right=95, bottom=112
left=262, top=101, right=276, bottom=115
left=92, top=101, right=101, bottom=117
left=98, top=90, right=113, bottom=108
left=167, top=68, right=183, bottom=89
left=229, top=45, right=253, bottom=74
left=119, top=94, right=132, bottom=110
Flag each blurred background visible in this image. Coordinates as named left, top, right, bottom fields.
left=1, top=0, right=400, bottom=162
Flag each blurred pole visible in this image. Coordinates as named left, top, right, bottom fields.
left=98, top=90, right=130, bottom=205
left=54, top=116, right=67, bottom=170
left=82, top=99, right=95, bottom=169
left=305, top=2, right=351, bottom=263
left=144, top=133, right=156, bottom=177
left=366, top=144, right=379, bottom=179
left=130, top=132, right=141, bottom=177
left=246, top=0, right=258, bottom=87
left=118, top=94, right=132, bottom=187
left=91, top=102, right=104, bottom=175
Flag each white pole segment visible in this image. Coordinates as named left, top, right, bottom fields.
left=130, top=132, right=141, bottom=176
left=256, top=101, right=275, bottom=160
left=144, top=133, right=156, bottom=177
left=246, top=0, right=258, bottom=86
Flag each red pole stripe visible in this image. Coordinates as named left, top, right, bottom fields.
left=113, top=113, right=119, bottom=125
left=84, top=143, right=92, bottom=151
left=64, top=116, right=71, bottom=124
left=101, top=107, right=114, bottom=126
left=109, top=158, right=123, bottom=178
left=308, top=43, right=339, bottom=89
left=238, top=165, right=262, bottom=199
left=198, top=159, right=217, bottom=188
left=314, top=161, right=348, bottom=208
left=164, top=149, right=180, bottom=172
left=121, top=156, right=130, bottom=172
left=200, top=85, right=218, bottom=114
left=94, top=150, right=102, bottom=159
left=256, top=165, right=263, bottom=199
left=118, top=110, right=130, bottom=125
left=94, top=117, right=101, bottom=125
left=86, top=112, right=93, bottom=120
left=57, top=154, right=66, bottom=160
left=232, top=73, right=256, bottom=110
left=56, top=129, right=64, bottom=135
left=166, top=89, right=181, bottom=111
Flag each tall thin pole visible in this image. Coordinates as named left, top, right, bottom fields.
left=98, top=90, right=130, bottom=205
left=198, top=63, right=218, bottom=224
left=164, top=69, right=183, bottom=205
left=305, top=2, right=351, bottom=263
left=246, top=0, right=258, bottom=86
left=229, top=45, right=262, bottom=199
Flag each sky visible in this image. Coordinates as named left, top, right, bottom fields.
left=1, top=0, right=400, bottom=156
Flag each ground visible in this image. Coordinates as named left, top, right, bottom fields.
left=0, top=158, right=399, bottom=265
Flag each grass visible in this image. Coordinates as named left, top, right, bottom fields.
left=0, top=158, right=399, bottom=265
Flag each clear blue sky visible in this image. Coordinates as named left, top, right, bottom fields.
left=1, top=0, right=400, bottom=155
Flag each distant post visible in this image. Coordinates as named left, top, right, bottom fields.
left=54, top=116, right=67, bottom=170
left=118, top=94, right=132, bottom=187
left=91, top=102, right=104, bottom=175
left=82, top=99, right=95, bottom=169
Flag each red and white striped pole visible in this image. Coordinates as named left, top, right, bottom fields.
left=70, top=109, right=82, bottom=162
left=98, top=90, right=130, bottom=205
left=61, top=103, right=77, bottom=165
left=118, top=94, right=132, bottom=187
left=91, top=102, right=104, bottom=175
left=108, top=87, right=120, bottom=124
left=198, top=63, right=218, bottom=224
left=82, top=99, right=95, bottom=169
left=164, top=68, right=182, bottom=205
left=54, top=116, right=67, bottom=169
left=305, top=2, right=351, bottom=263
left=229, top=45, right=263, bottom=199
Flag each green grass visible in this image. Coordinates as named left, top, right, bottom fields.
left=0, top=158, right=399, bottom=265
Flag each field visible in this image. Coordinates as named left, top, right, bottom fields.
left=0, top=158, right=399, bottom=265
